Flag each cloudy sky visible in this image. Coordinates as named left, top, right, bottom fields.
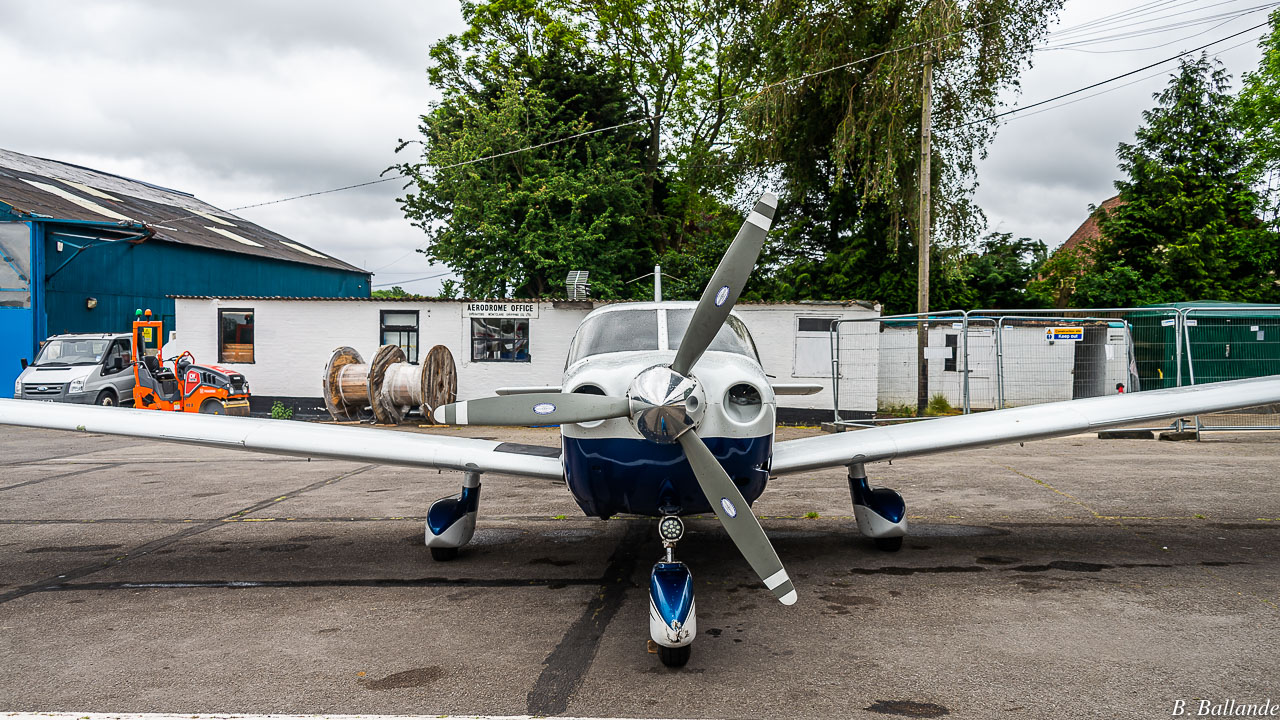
left=0, top=0, right=1272, bottom=295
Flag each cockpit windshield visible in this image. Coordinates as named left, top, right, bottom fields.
left=666, top=309, right=759, bottom=360
left=566, top=308, right=759, bottom=365
left=567, top=309, right=659, bottom=362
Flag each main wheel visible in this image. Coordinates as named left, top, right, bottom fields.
left=430, top=546, right=459, bottom=561
left=874, top=536, right=903, bottom=552
left=200, top=399, right=226, bottom=415
left=659, top=644, right=691, bottom=668
left=94, top=389, right=117, bottom=407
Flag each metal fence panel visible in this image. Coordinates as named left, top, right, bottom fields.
left=829, top=307, right=1230, bottom=429
left=1182, top=306, right=1280, bottom=433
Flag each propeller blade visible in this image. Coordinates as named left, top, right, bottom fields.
left=670, top=192, right=776, bottom=376
left=434, top=393, right=630, bottom=426
left=676, top=429, right=797, bottom=605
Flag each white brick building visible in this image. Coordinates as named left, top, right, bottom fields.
left=169, top=296, right=879, bottom=421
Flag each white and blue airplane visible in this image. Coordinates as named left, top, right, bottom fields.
left=4, top=192, right=1280, bottom=667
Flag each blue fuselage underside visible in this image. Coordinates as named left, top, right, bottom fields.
left=562, top=435, right=772, bottom=518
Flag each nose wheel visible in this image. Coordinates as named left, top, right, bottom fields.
left=650, top=515, right=696, bottom=667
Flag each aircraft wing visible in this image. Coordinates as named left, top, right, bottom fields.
left=0, top=399, right=564, bottom=480
left=770, top=375, right=1280, bottom=475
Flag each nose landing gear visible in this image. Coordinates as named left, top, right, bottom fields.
left=649, top=515, right=695, bottom=667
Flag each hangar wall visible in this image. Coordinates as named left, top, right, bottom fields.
left=44, top=238, right=369, bottom=337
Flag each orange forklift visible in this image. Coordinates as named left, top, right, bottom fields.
left=132, top=309, right=251, bottom=415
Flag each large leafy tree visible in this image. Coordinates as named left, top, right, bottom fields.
left=396, top=0, right=762, bottom=299
left=394, top=20, right=654, bottom=298
left=1075, top=55, right=1280, bottom=307
left=396, top=0, right=1062, bottom=306
left=1237, top=9, right=1280, bottom=226
left=734, top=0, right=1062, bottom=312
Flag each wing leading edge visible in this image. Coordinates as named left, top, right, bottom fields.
left=771, top=375, right=1280, bottom=475
left=0, top=399, right=564, bottom=480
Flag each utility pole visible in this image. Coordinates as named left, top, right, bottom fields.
left=916, top=50, right=933, bottom=417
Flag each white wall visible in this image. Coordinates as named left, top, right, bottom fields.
left=873, top=324, right=1132, bottom=409
left=731, top=304, right=880, bottom=411
left=172, top=298, right=879, bottom=411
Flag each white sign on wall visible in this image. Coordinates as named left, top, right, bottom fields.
left=464, top=302, right=539, bottom=318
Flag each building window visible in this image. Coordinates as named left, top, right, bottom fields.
left=471, top=318, right=530, bottom=362
left=381, top=310, right=419, bottom=363
left=219, top=309, right=254, bottom=363
left=796, top=317, right=837, bottom=333
left=944, top=334, right=958, bottom=372
left=0, top=222, right=31, bottom=309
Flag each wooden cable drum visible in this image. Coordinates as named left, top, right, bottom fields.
left=420, top=344, right=457, bottom=425
left=322, top=347, right=367, bottom=422
left=369, top=344, right=408, bottom=425
left=322, top=343, right=458, bottom=425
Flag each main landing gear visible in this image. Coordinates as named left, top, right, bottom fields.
left=849, top=462, right=907, bottom=552
left=425, top=471, right=481, bottom=561
left=649, top=515, right=696, bottom=668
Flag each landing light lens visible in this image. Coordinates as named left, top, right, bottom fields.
left=659, top=515, right=684, bottom=542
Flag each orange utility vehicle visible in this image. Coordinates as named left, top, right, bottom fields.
left=132, top=309, right=251, bottom=415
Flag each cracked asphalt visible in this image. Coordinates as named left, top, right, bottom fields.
left=0, top=422, right=1277, bottom=719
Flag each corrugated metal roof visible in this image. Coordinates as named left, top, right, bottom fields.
left=0, top=148, right=366, bottom=275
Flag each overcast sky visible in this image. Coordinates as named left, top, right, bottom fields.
left=0, top=0, right=1271, bottom=295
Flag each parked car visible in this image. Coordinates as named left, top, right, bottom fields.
left=13, top=333, right=134, bottom=406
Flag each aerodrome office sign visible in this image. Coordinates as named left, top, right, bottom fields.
left=464, top=302, right=539, bottom=318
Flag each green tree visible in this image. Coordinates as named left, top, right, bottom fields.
left=734, top=0, right=1062, bottom=312
left=1078, top=55, right=1280, bottom=307
left=959, top=233, right=1047, bottom=309
left=1237, top=9, right=1280, bottom=225
left=394, top=43, right=654, bottom=298
left=371, top=286, right=427, bottom=299
left=579, top=0, right=756, bottom=253
left=396, top=1, right=760, bottom=299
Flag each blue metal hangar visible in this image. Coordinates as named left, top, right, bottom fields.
left=0, top=147, right=370, bottom=394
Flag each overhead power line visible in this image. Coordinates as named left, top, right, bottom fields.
left=1049, top=0, right=1248, bottom=40
left=993, top=32, right=1263, bottom=126
left=950, top=18, right=1273, bottom=129
left=163, top=3, right=1278, bottom=220
left=371, top=271, right=453, bottom=288
left=155, top=17, right=1004, bottom=225
left=1041, top=2, right=1279, bottom=49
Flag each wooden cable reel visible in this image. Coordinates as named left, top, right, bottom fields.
left=322, top=344, right=457, bottom=425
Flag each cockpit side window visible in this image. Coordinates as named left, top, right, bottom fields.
left=567, top=310, right=660, bottom=364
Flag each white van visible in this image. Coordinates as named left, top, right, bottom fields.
left=13, top=333, right=135, bottom=406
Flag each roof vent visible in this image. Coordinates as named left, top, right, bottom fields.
left=566, top=270, right=590, bottom=300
